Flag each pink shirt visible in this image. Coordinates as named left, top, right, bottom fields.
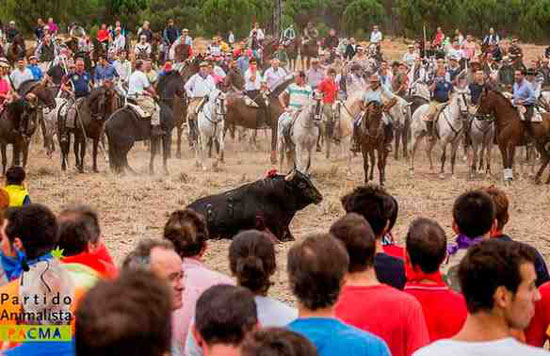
left=172, top=258, right=234, bottom=354
left=462, top=41, right=476, bottom=60
left=335, top=284, right=430, bottom=356
left=0, top=78, right=11, bottom=105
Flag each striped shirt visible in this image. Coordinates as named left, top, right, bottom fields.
left=285, top=83, right=313, bottom=110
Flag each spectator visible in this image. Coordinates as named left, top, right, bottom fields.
left=112, top=27, right=126, bottom=54
left=306, top=58, right=324, bottom=90
left=341, top=185, right=406, bottom=289
left=332, top=214, right=429, bottom=356
left=482, top=186, right=550, bottom=286
left=27, top=56, right=43, bottom=80
left=287, top=233, right=390, bottom=356
left=164, top=209, right=233, bottom=355
left=137, top=21, right=154, bottom=43
left=241, top=328, right=317, bottom=356
left=123, top=238, right=184, bottom=311
left=432, top=27, right=445, bottom=48
left=345, top=37, right=357, bottom=60
left=193, top=285, right=258, bottom=355
left=228, top=30, right=235, bottom=46
left=482, top=27, right=500, bottom=46
left=443, top=190, right=496, bottom=291
left=462, top=35, right=476, bottom=61
left=414, top=240, right=547, bottom=356
left=57, top=205, right=117, bottom=281
left=93, top=54, right=118, bottom=86
left=34, top=18, right=45, bottom=42
left=97, top=23, right=110, bottom=44
left=76, top=270, right=172, bottom=356
left=370, top=25, right=383, bottom=44
left=0, top=59, right=12, bottom=108
left=9, top=58, right=34, bottom=91
left=273, top=44, right=289, bottom=69
left=113, top=50, right=131, bottom=83
left=404, top=217, right=467, bottom=341
left=47, top=18, right=58, bottom=36
left=403, top=44, right=419, bottom=68
left=163, top=19, right=180, bottom=47
left=4, top=166, right=30, bottom=207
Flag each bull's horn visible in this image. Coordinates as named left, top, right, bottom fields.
left=285, top=170, right=297, bottom=181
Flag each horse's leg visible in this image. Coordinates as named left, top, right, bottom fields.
left=270, top=125, right=278, bottom=164
left=176, top=125, right=183, bottom=159
left=22, top=142, right=29, bottom=169
left=163, top=135, right=170, bottom=174
left=450, top=138, right=461, bottom=177
left=92, top=139, right=99, bottom=173
left=403, top=121, right=409, bottom=159
left=362, top=146, right=369, bottom=183
left=1, top=144, right=6, bottom=175
left=79, top=135, right=86, bottom=173
left=486, top=137, right=493, bottom=175
left=394, top=128, right=400, bottom=160
left=218, top=126, right=225, bottom=164
left=295, top=143, right=303, bottom=173
left=200, top=132, right=209, bottom=171
left=535, top=150, right=550, bottom=184
left=149, top=137, right=157, bottom=175
left=12, top=143, right=20, bottom=167
left=508, top=143, right=517, bottom=181
left=409, top=133, right=422, bottom=173
left=426, top=137, right=436, bottom=171
left=369, top=149, right=375, bottom=181
left=377, top=147, right=386, bottom=185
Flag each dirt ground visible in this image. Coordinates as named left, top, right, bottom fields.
left=18, top=39, right=550, bottom=305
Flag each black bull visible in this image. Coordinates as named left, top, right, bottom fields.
left=187, top=170, right=323, bottom=241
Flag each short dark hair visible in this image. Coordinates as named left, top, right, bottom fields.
left=163, top=209, right=208, bottom=258
left=406, top=217, right=447, bottom=273
left=298, top=71, right=306, bottom=78
left=75, top=270, right=172, bottom=356
left=5, top=204, right=58, bottom=259
left=122, top=238, right=174, bottom=270
left=341, top=185, right=394, bottom=237
left=287, top=233, right=349, bottom=310
left=241, top=328, right=317, bottom=356
left=459, top=239, right=537, bottom=313
left=6, top=166, right=26, bottom=185
left=57, top=206, right=101, bottom=257
left=195, top=284, right=257, bottom=347
left=453, top=190, right=495, bottom=237
left=229, top=230, right=276, bottom=294
left=330, top=213, right=376, bottom=272
left=482, top=186, right=509, bottom=231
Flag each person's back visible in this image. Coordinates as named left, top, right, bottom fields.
left=404, top=218, right=467, bottom=341
left=4, top=166, right=30, bottom=207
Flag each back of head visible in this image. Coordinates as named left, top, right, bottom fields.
left=163, top=209, right=208, bottom=258
left=287, top=233, right=349, bottom=310
left=5, top=204, right=58, bottom=259
left=229, top=230, right=276, bottom=294
left=453, top=190, right=495, bottom=238
left=329, top=213, right=376, bottom=272
left=6, top=166, right=26, bottom=186
left=406, top=217, right=447, bottom=273
left=195, top=284, right=257, bottom=347
left=241, top=328, right=317, bottom=356
left=341, top=184, right=394, bottom=237
left=481, top=186, right=509, bottom=232
left=57, top=205, right=101, bottom=257
left=76, top=270, right=172, bottom=356
left=459, top=239, right=536, bottom=314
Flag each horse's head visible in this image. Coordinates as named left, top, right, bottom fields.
left=95, top=87, right=118, bottom=118
left=310, top=91, right=324, bottom=122
left=32, top=82, right=57, bottom=110
left=451, top=88, right=471, bottom=119
left=475, top=86, right=496, bottom=116
left=211, top=89, right=227, bottom=118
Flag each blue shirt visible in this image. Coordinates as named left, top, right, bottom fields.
left=288, top=318, right=390, bottom=356
left=93, top=63, right=118, bottom=82
left=513, top=79, right=536, bottom=106
left=69, top=71, right=91, bottom=97
left=433, top=76, right=453, bottom=102
left=4, top=341, right=75, bottom=356
left=27, top=65, right=43, bottom=80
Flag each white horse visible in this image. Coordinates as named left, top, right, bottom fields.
left=42, top=88, right=71, bottom=158
left=278, top=93, right=323, bottom=174
left=468, top=114, right=495, bottom=178
left=196, top=89, right=227, bottom=170
left=409, top=88, right=472, bottom=177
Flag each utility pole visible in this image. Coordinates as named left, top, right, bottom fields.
left=274, top=0, right=283, bottom=38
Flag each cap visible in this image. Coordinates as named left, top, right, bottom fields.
left=199, top=61, right=209, bottom=67
left=28, top=55, right=37, bottom=61
left=0, top=58, right=9, bottom=68
left=311, top=57, right=320, bottom=63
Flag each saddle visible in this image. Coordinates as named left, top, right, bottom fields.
left=65, top=98, right=86, bottom=129
left=126, top=101, right=150, bottom=119
left=243, top=95, right=259, bottom=108
left=517, top=105, right=544, bottom=123
left=280, top=110, right=302, bottom=150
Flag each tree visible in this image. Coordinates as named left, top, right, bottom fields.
left=520, top=0, right=550, bottom=43
left=201, top=0, right=254, bottom=37
left=343, top=0, right=384, bottom=36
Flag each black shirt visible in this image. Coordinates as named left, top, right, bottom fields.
left=374, top=252, right=406, bottom=290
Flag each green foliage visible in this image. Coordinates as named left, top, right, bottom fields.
left=343, top=0, right=384, bottom=35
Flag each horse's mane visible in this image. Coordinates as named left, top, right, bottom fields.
left=270, top=76, right=294, bottom=98
left=487, top=88, right=515, bottom=110
left=17, top=80, right=40, bottom=96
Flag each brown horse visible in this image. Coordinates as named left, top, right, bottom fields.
left=286, top=37, right=301, bottom=71
left=225, top=76, right=294, bottom=163
left=6, top=34, right=26, bottom=65
left=476, top=88, right=550, bottom=183
left=359, top=102, right=388, bottom=185
left=301, top=38, right=319, bottom=70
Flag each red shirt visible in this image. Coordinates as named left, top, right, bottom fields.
left=62, top=242, right=118, bottom=279
left=317, top=77, right=337, bottom=104
left=97, top=29, right=110, bottom=43
left=526, top=282, right=550, bottom=347
left=404, top=281, right=467, bottom=341
left=335, top=284, right=430, bottom=356
left=383, top=244, right=405, bottom=260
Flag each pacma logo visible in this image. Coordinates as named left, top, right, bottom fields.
left=0, top=325, right=71, bottom=342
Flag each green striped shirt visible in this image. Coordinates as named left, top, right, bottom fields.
left=285, top=83, right=313, bottom=109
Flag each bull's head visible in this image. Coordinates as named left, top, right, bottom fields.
left=285, top=170, right=323, bottom=204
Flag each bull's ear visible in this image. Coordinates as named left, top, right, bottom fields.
left=285, top=170, right=297, bottom=181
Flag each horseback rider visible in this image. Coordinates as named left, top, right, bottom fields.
left=93, top=54, right=118, bottom=88
left=5, top=21, right=19, bottom=44
left=423, top=65, right=453, bottom=138
left=127, top=59, right=163, bottom=136
left=303, top=22, right=319, bottom=45
left=370, top=25, right=383, bottom=46
left=244, top=58, right=269, bottom=129
left=61, top=57, right=91, bottom=137
left=513, top=68, right=536, bottom=124
left=0, top=59, right=12, bottom=111
left=34, top=33, right=58, bottom=72
left=392, top=62, right=409, bottom=97
left=281, top=24, right=296, bottom=46
left=278, top=71, right=314, bottom=144
left=273, top=44, right=289, bottom=69
left=263, top=58, right=286, bottom=91
left=184, top=61, right=216, bottom=144
left=351, top=74, right=397, bottom=153
left=317, top=67, right=339, bottom=140
left=134, top=35, right=152, bottom=60
left=469, top=70, right=485, bottom=106
left=9, top=58, right=34, bottom=92
left=163, top=19, right=180, bottom=48
left=509, top=38, right=524, bottom=71
left=324, top=29, right=339, bottom=63
left=223, top=60, right=244, bottom=92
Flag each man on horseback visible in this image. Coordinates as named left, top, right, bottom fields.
left=34, top=33, right=58, bottom=73
left=423, top=65, right=453, bottom=138
left=244, top=58, right=269, bottom=129
left=127, top=59, right=163, bottom=137
left=317, top=67, right=339, bottom=141
left=61, top=57, right=91, bottom=138
left=184, top=61, right=216, bottom=144
left=27, top=56, right=43, bottom=81
left=281, top=24, right=296, bottom=46
left=351, top=74, right=397, bottom=153
left=94, top=54, right=118, bottom=87
left=263, top=58, right=286, bottom=91
left=5, top=21, right=19, bottom=44
left=303, top=22, right=319, bottom=46
left=9, top=58, right=34, bottom=92
left=513, top=68, right=537, bottom=124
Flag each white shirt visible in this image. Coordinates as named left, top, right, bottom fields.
left=250, top=28, right=265, bottom=41
left=413, top=338, right=550, bottom=356
left=113, top=34, right=125, bottom=52
left=9, top=68, right=35, bottom=91
left=134, top=42, right=151, bottom=57
left=244, top=69, right=262, bottom=91
left=184, top=73, right=215, bottom=98
left=114, top=59, right=132, bottom=82
left=370, top=30, right=383, bottom=43
left=127, top=70, right=150, bottom=96
left=263, top=67, right=286, bottom=90
left=403, top=51, right=419, bottom=67
left=228, top=32, right=235, bottom=44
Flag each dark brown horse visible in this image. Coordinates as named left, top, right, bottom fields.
left=301, top=38, right=319, bottom=70
left=58, top=87, right=119, bottom=172
left=476, top=88, right=550, bottom=183
left=359, top=102, right=388, bottom=185
left=285, top=37, right=301, bottom=71
left=225, top=76, right=294, bottom=164
left=6, top=34, right=27, bottom=65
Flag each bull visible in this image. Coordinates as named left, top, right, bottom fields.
left=187, top=169, right=323, bottom=241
